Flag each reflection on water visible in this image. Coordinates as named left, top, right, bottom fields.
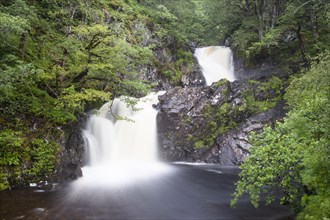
left=0, top=164, right=294, bottom=220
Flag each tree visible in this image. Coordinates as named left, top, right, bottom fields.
left=243, top=0, right=330, bottom=66
left=232, top=53, right=330, bottom=219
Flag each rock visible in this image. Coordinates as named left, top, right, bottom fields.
left=234, top=57, right=291, bottom=81
left=54, top=116, right=86, bottom=183
left=216, top=102, right=285, bottom=165
left=180, top=63, right=206, bottom=87
left=157, top=75, right=287, bottom=165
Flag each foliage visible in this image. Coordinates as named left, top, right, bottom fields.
left=231, top=124, right=304, bottom=208
left=144, top=0, right=330, bottom=69
left=27, top=139, right=60, bottom=179
left=59, top=86, right=110, bottom=115
left=0, top=12, right=30, bottom=33
left=0, top=130, right=24, bottom=167
left=241, top=76, right=283, bottom=114
left=0, top=130, right=25, bottom=190
left=0, top=129, right=61, bottom=188
left=232, top=53, right=330, bottom=219
left=0, top=0, right=188, bottom=189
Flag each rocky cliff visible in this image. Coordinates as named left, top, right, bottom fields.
left=157, top=73, right=288, bottom=165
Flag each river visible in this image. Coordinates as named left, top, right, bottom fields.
left=1, top=163, right=293, bottom=219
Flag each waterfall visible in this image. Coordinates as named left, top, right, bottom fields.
left=195, top=46, right=235, bottom=85
left=78, top=92, right=171, bottom=188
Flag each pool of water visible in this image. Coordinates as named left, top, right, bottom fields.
left=0, top=164, right=294, bottom=219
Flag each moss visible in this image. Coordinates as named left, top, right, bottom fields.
left=26, top=139, right=60, bottom=181
left=194, top=140, right=206, bottom=149
left=213, top=79, right=230, bottom=98
left=192, top=101, right=237, bottom=150
left=187, top=134, right=193, bottom=141
left=0, top=173, right=9, bottom=190
left=191, top=77, right=284, bottom=150
left=261, top=76, right=282, bottom=95
left=243, top=76, right=283, bottom=114
left=177, top=49, right=193, bottom=63
left=247, top=79, right=261, bottom=85
left=218, top=102, right=229, bottom=115
left=195, top=77, right=283, bottom=150
left=214, top=78, right=230, bottom=87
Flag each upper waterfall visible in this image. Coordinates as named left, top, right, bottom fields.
left=194, top=46, right=235, bottom=85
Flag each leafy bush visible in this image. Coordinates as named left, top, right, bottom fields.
left=27, top=139, right=60, bottom=180
left=232, top=53, right=330, bottom=219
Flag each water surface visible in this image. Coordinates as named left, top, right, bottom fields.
left=1, top=164, right=294, bottom=220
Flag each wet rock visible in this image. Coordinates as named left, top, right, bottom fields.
left=157, top=76, right=287, bottom=165
left=181, top=62, right=206, bottom=87
left=54, top=116, right=86, bottom=183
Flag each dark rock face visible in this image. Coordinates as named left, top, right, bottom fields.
left=181, top=62, right=206, bottom=87
left=146, top=48, right=205, bottom=90
left=156, top=86, right=210, bottom=161
left=130, top=20, right=205, bottom=90
left=234, top=57, right=290, bottom=81
left=157, top=76, right=286, bottom=165
left=54, top=116, right=86, bottom=183
left=208, top=102, right=285, bottom=165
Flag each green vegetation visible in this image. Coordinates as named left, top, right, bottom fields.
left=0, top=129, right=60, bottom=189
left=231, top=54, right=330, bottom=219
left=1, top=1, right=329, bottom=219
left=143, top=0, right=330, bottom=68
left=241, top=76, right=283, bottom=114
left=148, top=2, right=330, bottom=216
left=0, top=0, right=190, bottom=189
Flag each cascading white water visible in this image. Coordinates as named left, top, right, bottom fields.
left=76, top=92, right=171, bottom=188
left=195, top=46, right=235, bottom=85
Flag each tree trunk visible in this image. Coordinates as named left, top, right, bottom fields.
left=296, top=23, right=309, bottom=68
left=271, top=0, right=278, bottom=28
left=245, top=0, right=250, bottom=10
left=73, top=68, right=89, bottom=83
left=310, top=4, right=318, bottom=38
left=263, top=0, right=269, bottom=31
left=19, top=32, right=27, bottom=60
left=254, top=0, right=264, bottom=40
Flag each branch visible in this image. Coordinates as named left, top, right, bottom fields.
left=85, top=33, right=102, bottom=51
left=73, top=68, right=89, bottom=83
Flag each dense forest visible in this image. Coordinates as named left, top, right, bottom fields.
left=0, top=0, right=329, bottom=219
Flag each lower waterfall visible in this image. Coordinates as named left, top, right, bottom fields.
left=77, top=92, right=171, bottom=188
